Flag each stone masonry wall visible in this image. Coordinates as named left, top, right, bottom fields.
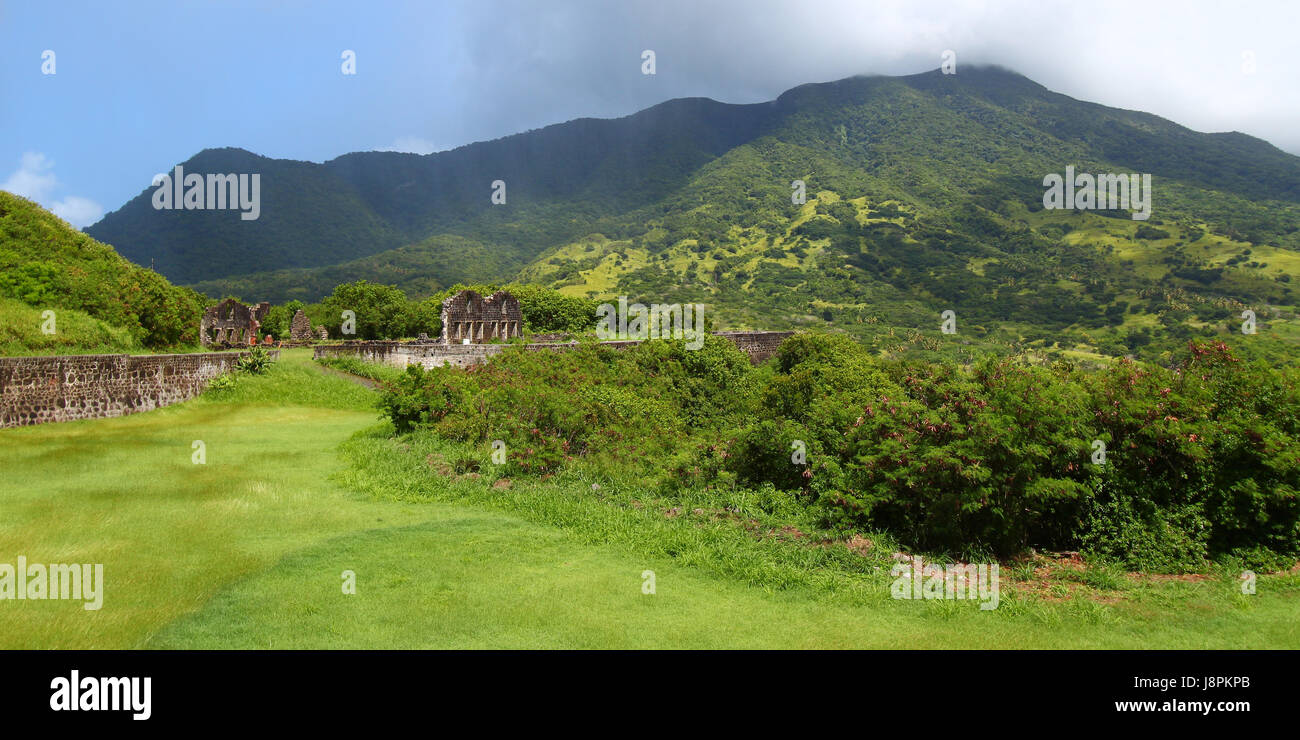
left=314, top=341, right=500, bottom=369
left=314, top=331, right=795, bottom=370
left=710, top=331, right=793, bottom=364
left=0, top=350, right=278, bottom=428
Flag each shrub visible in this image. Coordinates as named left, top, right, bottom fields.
left=377, top=336, right=753, bottom=478
left=736, top=339, right=1300, bottom=568
left=206, top=373, right=239, bottom=394
left=507, top=283, right=600, bottom=333
left=374, top=331, right=1300, bottom=569
left=235, top=346, right=276, bottom=375
left=260, top=300, right=305, bottom=340
left=809, top=357, right=1094, bottom=554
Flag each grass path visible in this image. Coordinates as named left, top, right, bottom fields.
left=0, top=350, right=432, bottom=648
left=3, top=349, right=1297, bottom=648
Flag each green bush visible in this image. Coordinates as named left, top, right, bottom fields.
left=206, top=373, right=239, bottom=394
left=762, top=340, right=1300, bottom=568
left=378, top=336, right=752, bottom=477
left=374, top=331, right=1300, bottom=570
left=507, top=283, right=600, bottom=333
left=800, top=355, right=1094, bottom=553
left=260, top=300, right=306, bottom=339
left=235, top=346, right=276, bottom=375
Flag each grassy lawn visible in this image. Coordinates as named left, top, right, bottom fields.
left=3, top=349, right=1297, bottom=648
left=0, top=350, right=432, bottom=648
left=149, top=509, right=1300, bottom=649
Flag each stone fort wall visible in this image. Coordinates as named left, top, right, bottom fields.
left=0, top=350, right=278, bottom=428
left=313, top=331, right=794, bottom=370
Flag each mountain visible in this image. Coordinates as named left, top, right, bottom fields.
left=86, top=67, right=1300, bottom=364
left=88, top=95, right=777, bottom=287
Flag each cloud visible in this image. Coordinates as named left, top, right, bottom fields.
left=2, top=152, right=59, bottom=201
left=374, top=136, right=441, bottom=155
left=433, top=0, right=1300, bottom=156
left=50, top=196, right=107, bottom=228
left=1, top=152, right=104, bottom=228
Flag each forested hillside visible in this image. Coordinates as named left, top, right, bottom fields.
left=0, top=192, right=205, bottom=354
left=86, top=67, right=1300, bottom=365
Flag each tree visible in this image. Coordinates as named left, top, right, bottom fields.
left=320, top=281, right=430, bottom=340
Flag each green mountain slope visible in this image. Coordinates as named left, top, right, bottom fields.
left=188, top=233, right=522, bottom=302
left=88, top=97, right=777, bottom=286
left=0, top=191, right=206, bottom=353
left=83, top=67, right=1300, bottom=363
left=86, top=147, right=410, bottom=284
left=513, top=70, right=1300, bottom=364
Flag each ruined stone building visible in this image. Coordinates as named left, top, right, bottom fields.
left=290, top=309, right=314, bottom=340
left=200, top=298, right=270, bottom=347
left=440, top=290, right=522, bottom=344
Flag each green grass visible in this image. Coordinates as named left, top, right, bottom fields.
left=149, top=501, right=1300, bottom=649
left=0, top=296, right=144, bottom=356
left=3, top=349, right=1298, bottom=648
left=314, top=354, right=407, bottom=385
left=0, top=349, right=430, bottom=648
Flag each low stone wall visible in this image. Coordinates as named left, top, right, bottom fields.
left=314, top=341, right=500, bottom=369
left=711, top=331, right=793, bottom=364
left=313, top=331, right=795, bottom=370
left=0, top=350, right=277, bottom=428
left=313, top=341, right=407, bottom=365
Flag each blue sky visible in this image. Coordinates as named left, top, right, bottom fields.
left=3, top=0, right=1298, bottom=227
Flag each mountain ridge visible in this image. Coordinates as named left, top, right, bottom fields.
left=84, top=65, right=1300, bottom=366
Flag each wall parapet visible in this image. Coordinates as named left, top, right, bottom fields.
left=313, top=331, right=795, bottom=370
left=0, top=350, right=277, bottom=428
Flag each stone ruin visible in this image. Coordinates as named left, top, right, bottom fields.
left=440, top=289, right=522, bottom=344
left=290, top=309, right=314, bottom=340
left=200, top=298, right=270, bottom=347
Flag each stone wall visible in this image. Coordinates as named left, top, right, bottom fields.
left=315, top=341, right=502, bottom=369
left=711, top=331, right=793, bottom=364
left=313, top=341, right=406, bottom=366
left=0, top=350, right=278, bottom=428
left=314, top=331, right=795, bottom=370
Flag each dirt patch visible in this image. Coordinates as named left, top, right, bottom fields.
left=425, top=453, right=453, bottom=476
left=844, top=535, right=873, bottom=555
left=1134, top=573, right=1213, bottom=584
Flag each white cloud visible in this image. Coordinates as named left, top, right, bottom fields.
left=50, top=196, right=106, bottom=228
left=1, top=152, right=104, bottom=228
left=374, top=136, right=441, bottom=155
left=2, top=152, right=59, bottom=201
